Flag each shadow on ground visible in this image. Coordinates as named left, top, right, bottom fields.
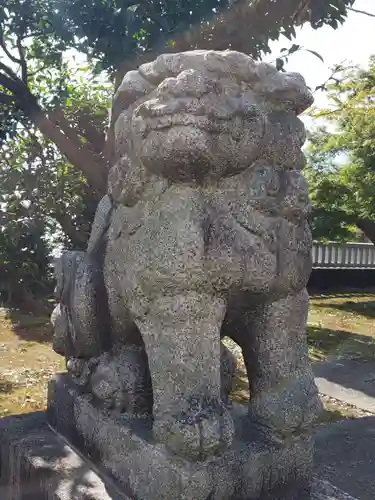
left=308, top=268, right=375, bottom=293
left=3, top=308, right=53, bottom=344
left=308, top=325, right=375, bottom=361
left=314, top=299, right=375, bottom=320
left=0, top=411, right=129, bottom=500
left=315, top=416, right=375, bottom=500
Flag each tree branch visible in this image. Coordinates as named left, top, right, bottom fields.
left=16, top=37, right=28, bottom=83
left=76, top=111, right=106, bottom=153
left=54, top=211, right=88, bottom=247
left=0, top=70, right=26, bottom=99
left=0, top=28, right=22, bottom=67
left=172, top=0, right=308, bottom=53
left=49, top=107, right=85, bottom=149
left=0, top=61, right=21, bottom=83
left=0, top=92, right=15, bottom=105
left=0, top=41, right=21, bottom=65
left=0, top=27, right=28, bottom=83
left=347, top=7, right=375, bottom=19
left=28, top=63, right=50, bottom=77
left=29, top=102, right=108, bottom=194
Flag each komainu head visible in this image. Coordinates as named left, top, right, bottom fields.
left=111, top=50, right=313, bottom=186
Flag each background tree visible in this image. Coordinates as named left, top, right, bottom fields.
left=0, top=0, right=359, bottom=194
left=51, top=0, right=358, bottom=80
left=0, top=69, right=111, bottom=307
left=307, top=56, right=375, bottom=243
left=0, top=68, right=111, bottom=247
left=0, top=202, right=51, bottom=309
left=0, top=0, right=112, bottom=194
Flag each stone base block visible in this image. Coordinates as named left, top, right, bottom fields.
left=0, top=407, right=357, bottom=500
left=48, top=373, right=316, bottom=500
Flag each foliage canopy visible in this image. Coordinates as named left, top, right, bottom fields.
left=306, top=56, right=375, bottom=244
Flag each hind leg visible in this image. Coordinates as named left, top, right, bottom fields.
left=226, top=289, right=322, bottom=440
left=248, top=290, right=321, bottom=439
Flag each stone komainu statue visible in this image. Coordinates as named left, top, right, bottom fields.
left=51, top=50, right=322, bottom=461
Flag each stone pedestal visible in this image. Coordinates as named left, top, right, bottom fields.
left=0, top=408, right=358, bottom=500
left=48, top=373, right=314, bottom=500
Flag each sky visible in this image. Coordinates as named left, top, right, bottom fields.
left=265, top=0, right=375, bottom=113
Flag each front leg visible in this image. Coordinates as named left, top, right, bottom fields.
left=242, top=289, right=322, bottom=441
left=134, top=292, right=234, bottom=460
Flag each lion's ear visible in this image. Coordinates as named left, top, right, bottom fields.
left=254, top=67, right=313, bottom=115
left=112, top=71, right=153, bottom=129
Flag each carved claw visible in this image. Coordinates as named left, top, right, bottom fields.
left=154, top=397, right=234, bottom=461
left=248, top=373, right=323, bottom=441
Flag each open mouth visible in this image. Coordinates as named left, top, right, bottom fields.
left=133, top=112, right=236, bottom=137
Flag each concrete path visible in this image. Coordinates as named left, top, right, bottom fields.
left=314, top=417, right=375, bottom=500
left=313, top=359, right=375, bottom=413
left=312, top=359, right=375, bottom=499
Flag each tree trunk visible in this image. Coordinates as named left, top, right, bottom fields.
left=11, top=284, right=52, bottom=315
left=356, top=219, right=375, bottom=244
left=49, top=108, right=107, bottom=156
left=24, top=98, right=108, bottom=195
left=54, top=212, right=90, bottom=249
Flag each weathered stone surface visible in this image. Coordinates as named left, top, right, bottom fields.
left=50, top=49, right=322, bottom=497
left=87, top=194, right=113, bottom=254
left=52, top=251, right=109, bottom=359
left=48, top=374, right=315, bottom=500
left=51, top=302, right=70, bottom=356
left=89, top=345, right=152, bottom=414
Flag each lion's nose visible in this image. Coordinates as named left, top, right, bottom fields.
left=134, top=99, right=178, bottom=118
left=157, top=69, right=212, bottom=97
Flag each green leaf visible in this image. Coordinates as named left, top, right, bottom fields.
left=305, top=49, right=324, bottom=63
left=288, top=44, right=300, bottom=54
left=276, top=58, right=284, bottom=72
left=127, top=5, right=139, bottom=13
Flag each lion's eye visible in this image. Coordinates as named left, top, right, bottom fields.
left=267, top=181, right=280, bottom=196
left=244, top=105, right=259, bottom=117
left=257, top=167, right=267, bottom=177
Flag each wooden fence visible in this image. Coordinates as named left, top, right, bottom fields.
left=312, top=242, right=375, bottom=269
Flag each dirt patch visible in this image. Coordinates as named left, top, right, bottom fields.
left=225, top=293, right=375, bottom=421
left=308, top=294, right=375, bottom=361
left=0, top=308, right=64, bottom=417
left=1, top=293, right=375, bottom=420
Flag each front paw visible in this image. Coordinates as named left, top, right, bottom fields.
left=66, top=357, right=94, bottom=387
left=154, top=396, right=234, bottom=461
